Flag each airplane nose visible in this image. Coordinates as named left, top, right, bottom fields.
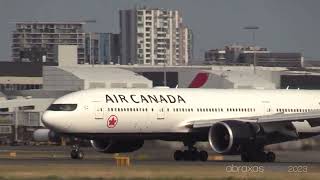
left=41, top=111, right=71, bottom=131
left=41, top=111, right=52, bottom=128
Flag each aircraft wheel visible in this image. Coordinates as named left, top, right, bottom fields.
left=70, top=149, right=78, bottom=159
left=251, top=151, right=266, bottom=162
left=70, top=149, right=84, bottom=159
left=183, top=150, right=192, bottom=161
left=199, top=151, right=208, bottom=161
left=77, top=150, right=84, bottom=159
left=174, top=150, right=183, bottom=161
left=191, top=150, right=199, bottom=161
left=266, top=151, right=276, bottom=162
left=241, top=150, right=266, bottom=162
left=241, top=152, right=250, bottom=162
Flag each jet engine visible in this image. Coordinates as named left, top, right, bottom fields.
left=90, top=139, right=144, bottom=153
left=208, top=120, right=258, bottom=155
left=33, top=129, right=61, bottom=142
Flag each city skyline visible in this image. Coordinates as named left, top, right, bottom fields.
left=1, top=0, right=320, bottom=61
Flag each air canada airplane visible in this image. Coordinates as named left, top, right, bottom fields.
left=34, top=87, right=320, bottom=162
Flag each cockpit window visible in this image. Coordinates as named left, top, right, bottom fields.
left=47, top=104, right=77, bottom=111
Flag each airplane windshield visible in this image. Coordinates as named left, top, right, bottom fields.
left=47, top=104, right=77, bottom=111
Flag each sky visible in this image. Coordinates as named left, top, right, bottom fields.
left=1, top=0, right=320, bottom=61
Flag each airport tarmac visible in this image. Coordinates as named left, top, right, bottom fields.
left=2, top=145, right=320, bottom=162
left=1, top=146, right=320, bottom=179
left=0, top=158, right=320, bottom=180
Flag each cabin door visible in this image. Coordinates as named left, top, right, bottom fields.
left=262, top=100, right=273, bottom=115
left=93, top=102, right=104, bottom=119
left=157, top=107, right=165, bottom=120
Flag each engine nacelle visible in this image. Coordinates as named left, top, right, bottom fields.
left=33, top=129, right=61, bottom=142
left=90, top=139, right=144, bottom=153
left=208, top=120, right=257, bottom=155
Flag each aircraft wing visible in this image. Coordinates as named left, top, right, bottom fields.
left=185, top=111, right=320, bottom=139
left=186, top=110, right=320, bottom=129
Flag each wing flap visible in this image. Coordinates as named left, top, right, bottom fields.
left=257, top=111, right=320, bottom=124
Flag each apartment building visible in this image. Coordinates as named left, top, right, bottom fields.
left=204, top=44, right=302, bottom=67
left=120, top=8, right=193, bottom=65
left=11, top=22, right=86, bottom=64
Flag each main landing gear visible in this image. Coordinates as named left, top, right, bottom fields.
left=241, top=146, right=276, bottom=162
left=174, top=141, right=208, bottom=161
left=70, top=144, right=84, bottom=159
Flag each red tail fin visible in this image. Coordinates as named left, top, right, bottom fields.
left=188, top=72, right=209, bottom=88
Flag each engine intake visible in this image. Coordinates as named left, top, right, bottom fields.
left=208, top=120, right=257, bottom=155
left=90, top=139, right=144, bottom=153
left=33, top=129, right=61, bottom=142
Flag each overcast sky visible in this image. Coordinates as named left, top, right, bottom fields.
left=1, top=0, right=319, bottom=61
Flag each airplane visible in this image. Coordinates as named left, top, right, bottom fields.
left=34, top=87, right=320, bottom=162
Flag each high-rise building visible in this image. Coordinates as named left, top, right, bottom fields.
left=179, top=25, right=193, bottom=65
left=11, top=22, right=86, bottom=63
left=100, top=33, right=120, bottom=64
left=120, top=8, right=193, bottom=65
left=120, top=10, right=137, bottom=65
left=85, top=32, right=100, bottom=64
left=85, top=33, right=120, bottom=64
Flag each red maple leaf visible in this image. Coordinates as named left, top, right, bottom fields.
left=109, top=117, right=117, bottom=126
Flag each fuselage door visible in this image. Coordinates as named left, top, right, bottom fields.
left=157, top=107, right=165, bottom=120
left=93, top=102, right=104, bottom=119
left=262, top=100, right=273, bottom=115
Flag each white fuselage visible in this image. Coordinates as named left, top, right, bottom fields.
left=42, top=88, right=320, bottom=137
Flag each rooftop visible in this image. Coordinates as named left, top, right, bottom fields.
left=12, top=21, right=86, bottom=25
left=58, top=66, right=149, bottom=82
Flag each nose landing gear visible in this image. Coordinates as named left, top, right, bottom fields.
left=70, top=145, right=84, bottom=159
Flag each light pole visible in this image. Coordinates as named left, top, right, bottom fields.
left=14, top=107, right=18, bottom=142
left=243, top=26, right=259, bottom=73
